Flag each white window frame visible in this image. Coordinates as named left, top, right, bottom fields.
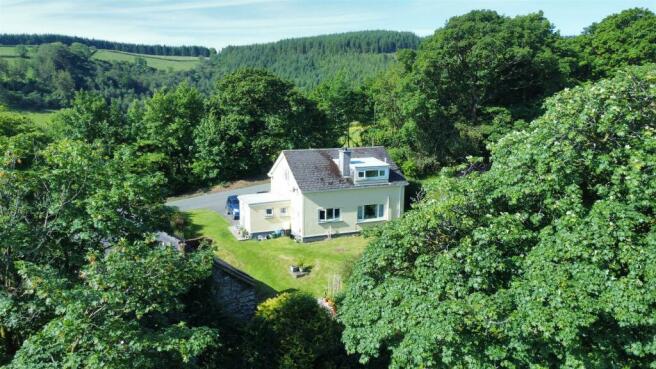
left=280, top=207, right=288, bottom=216
left=265, top=208, right=274, bottom=218
left=357, top=203, right=385, bottom=222
left=357, top=168, right=388, bottom=180
left=318, top=207, right=341, bottom=223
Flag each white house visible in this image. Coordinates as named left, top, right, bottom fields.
left=238, top=147, right=408, bottom=242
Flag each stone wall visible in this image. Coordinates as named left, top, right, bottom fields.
left=210, top=260, right=257, bottom=321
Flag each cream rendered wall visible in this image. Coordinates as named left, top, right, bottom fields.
left=269, top=155, right=304, bottom=237
left=301, top=184, right=405, bottom=239
left=247, top=200, right=291, bottom=234
left=238, top=201, right=250, bottom=231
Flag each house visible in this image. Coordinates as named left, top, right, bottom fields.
left=238, top=147, right=408, bottom=242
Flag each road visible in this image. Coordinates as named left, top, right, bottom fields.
left=166, top=183, right=270, bottom=213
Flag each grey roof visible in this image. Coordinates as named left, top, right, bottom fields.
left=282, top=146, right=407, bottom=192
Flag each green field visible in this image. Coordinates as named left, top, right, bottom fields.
left=186, top=209, right=368, bottom=298
left=0, top=45, right=201, bottom=71
left=20, top=110, right=56, bottom=125
left=0, top=45, right=35, bottom=62
left=91, top=49, right=201, bottom=71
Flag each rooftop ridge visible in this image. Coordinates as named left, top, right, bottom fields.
left=281, top=146, right=385, bottom=152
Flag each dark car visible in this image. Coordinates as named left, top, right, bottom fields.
left=225, top=195, right=240, bottom=220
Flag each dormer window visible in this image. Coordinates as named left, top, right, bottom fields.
left=357, top=169, right=387, bottom=180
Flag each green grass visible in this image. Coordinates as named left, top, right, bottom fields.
left=2, top=108, right=65, bottom=137
left=20, top=110, right=56, bottom=125
left=0, top=46, right=19, bottom=57
left=0, top=45, right=35, bottom=64
left=91, top=49, right=201, bottom=71
left=186, top=209, right=368, bottom=298
left=0, top=46, right=200, bottom=71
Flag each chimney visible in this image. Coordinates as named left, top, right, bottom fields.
left=339, top=148, right=351, bottom=177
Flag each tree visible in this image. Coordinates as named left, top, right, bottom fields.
left=55, top=91, right=128, bottom=146
left=362, top=11, right=567, bottom=177
left=14, top=45, right=27, bottom=58
left=310, top=74, right=370, bottom=146
left=568, top=8, right=656, bottom=80
left=339, top=66, right=656, bottom=368
left=0, top=133, right=169, bottom=361
left=192, top=69, right=334, bottom=183
left=247, top=292, right=355, bottom=369
left=7, top=240, right=218, bottom=369
left=134, top=82, right=205, bottom=192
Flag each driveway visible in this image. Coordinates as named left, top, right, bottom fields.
left=166, top=183, right=270, bottom=213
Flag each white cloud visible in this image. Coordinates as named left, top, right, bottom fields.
left=1, top=0, right=653, bottom=48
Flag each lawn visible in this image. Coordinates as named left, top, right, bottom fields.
left=185, top=209, right=369, bottom=298
left=91, top=49, right=201, bottom=71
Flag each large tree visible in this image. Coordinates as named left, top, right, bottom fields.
left=192, top=69, right=335, bottom=182
left=7, top=240, right=217, bottom=369
left=363, top=10, right=567, bottom=176
left=0, top=112, right=169, bottom=360
left=309, top=74, right=370, bottom=146
left=567, top=8, right=656, bottom=80
left=133, top=82, right=205, bottom=192
left=339, top=66, right=656, bottom=368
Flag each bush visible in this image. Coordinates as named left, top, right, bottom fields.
left=246, top=292, right=356, bottom=369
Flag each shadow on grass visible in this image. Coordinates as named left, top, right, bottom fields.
left=255, top=281, right=280, bottom=301
left=172, top=211, right=203, bottom=239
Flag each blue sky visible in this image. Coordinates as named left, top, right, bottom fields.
left=1, top=0, right=653, bottom=49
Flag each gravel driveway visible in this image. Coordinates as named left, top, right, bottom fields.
left=166, top=183, right=270, bottom=213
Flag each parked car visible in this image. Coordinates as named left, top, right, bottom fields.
left=225, top=195, right=240, bottom=220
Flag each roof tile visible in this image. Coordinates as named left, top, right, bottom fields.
left=282, top=147, right=407, bottom=192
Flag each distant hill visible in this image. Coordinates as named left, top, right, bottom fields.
left=0, top=45, right=201, bottom=72
left=0, top=33, right=213, bottom=57
left=205, top=30, right=422, bottom=90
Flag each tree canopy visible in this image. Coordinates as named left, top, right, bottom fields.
left=339, top=66, right=656, bottom=368
left=0, top=33, right=211, bottom=57
left=566, top=8, right=656, bottom=80
left=192, top=68, right=335, bottom=182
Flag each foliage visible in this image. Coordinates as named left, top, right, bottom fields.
left=566, top=8, right=656, bottom=80
left=309, top=74, right=371, bottom=146
left=7, top=240, right=217, bottom=369
left=0, top=33, right=212, bottom=57
left=133, top=82, right=205, bottom=192
left=247, top=292, right=355, bottom=369
left=361, top=10, right=568, bottom=176
left=192, top=68, right=335, bottom=182
left=54, top=91, right=129, bottom=145
left=0, top=111, right=171, bottom=362
left=195, top=30, right=420, bottom=91
left=339, top=66, right=656, bottom=368
left=0, top=42, right=177, bottom=110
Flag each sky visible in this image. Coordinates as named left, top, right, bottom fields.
left=1, top=0, right=654, bottom=49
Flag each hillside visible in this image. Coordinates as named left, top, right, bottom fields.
left=0, top=33, right=212, bottom=56
left=0, top=45, right=201, bottom=72
left=205, top=30, right=422, bottom=90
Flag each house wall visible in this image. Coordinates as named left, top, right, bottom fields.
left=270, top=156, right=304, bottom=237
left=301, top=184, right=405, bottom=239
left=246, top=200, right=291, bottom=234
left=238, top=201, right=251, bottom=231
